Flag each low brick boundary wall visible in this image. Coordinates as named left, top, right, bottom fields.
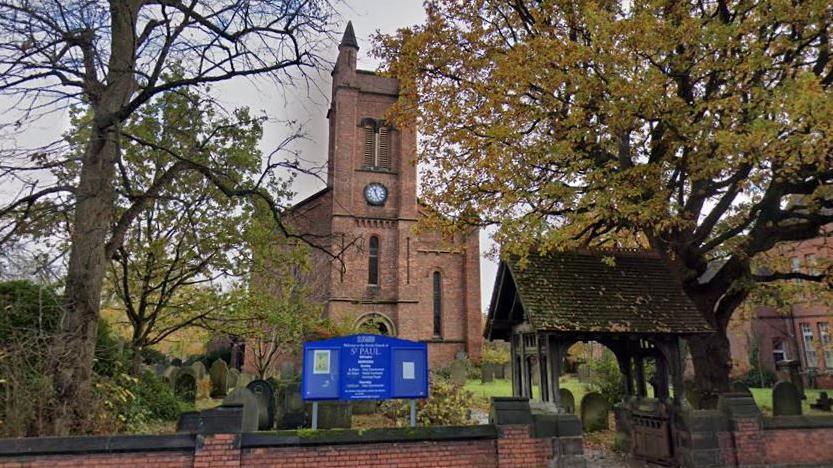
left=0, top=424, right=575, bottom=467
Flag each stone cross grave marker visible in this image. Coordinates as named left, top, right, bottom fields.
left=580, top=392, right=610, bottom=432
left=772, top=381, right=803, bottom=416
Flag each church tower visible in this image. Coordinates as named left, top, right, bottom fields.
left=269, top=23, right=482, bottom=369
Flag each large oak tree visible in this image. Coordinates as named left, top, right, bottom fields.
left=375, top=0, right=833, bottom=403
left=0, top=0, right=336, bottom=429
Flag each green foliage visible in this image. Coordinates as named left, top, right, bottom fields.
left=0, top=280, right=62, bottom=342
left=738, top=340, right=777, bottom=388
left=587, top=351, right=625, bottom=407
left=481, top=342, right=510, bottom=366
left=381, top=377, right=472, bottom=426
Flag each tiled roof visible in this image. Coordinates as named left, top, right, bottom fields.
left=488, top=249, right=712, bottom=337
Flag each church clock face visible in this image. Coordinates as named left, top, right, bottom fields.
left=364, top=182, right=388, bottom=206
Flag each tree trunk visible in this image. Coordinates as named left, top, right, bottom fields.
left=53, top=126, right=119, bottom=433
left=687, top=329, right=732, bottom=408
left=50, top=0, right=140, bottom=433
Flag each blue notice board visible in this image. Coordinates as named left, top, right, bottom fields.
left=302, top=334, right=428, bottom=401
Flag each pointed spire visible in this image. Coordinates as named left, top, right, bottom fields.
left=340, top=21, right=359, bottom=50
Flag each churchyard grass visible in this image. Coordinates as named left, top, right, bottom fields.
left=464, top=375, right=589, bottom=411
left=750, top=387, right=829, bottom=416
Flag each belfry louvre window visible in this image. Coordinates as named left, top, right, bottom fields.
left=368, top=236, right=379, bottom=286
left=362, top=121, right=390, bottom=169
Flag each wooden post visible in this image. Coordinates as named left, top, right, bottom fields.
left=538, top=333, right=549, bottom=402
left=549, top=338, right=563, bottom=409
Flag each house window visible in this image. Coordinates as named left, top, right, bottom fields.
left=801, top=323, right=818, bottom=368
left=368, top=236, right=379, bottom=286
left=362, top=120, right=391, bottom=169
left=772, top=340, right=787, bottom=364
left=432, top=271, right=442, bottom=337
left=819, top=322, right=833, bottom=369
left=790, top=256, right=802, bottom=284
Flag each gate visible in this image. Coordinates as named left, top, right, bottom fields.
left=631, top=411, right=673, bottom=465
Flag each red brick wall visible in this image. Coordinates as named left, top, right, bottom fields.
left=0, top=425, right=555, bottom=468
left=496, top=425, right=552, bottom=468
left=760, top=427, right=833, bottom=465
left=243, top=439, right=497, bottom=467
left=0, top=451, right=192, bottom=467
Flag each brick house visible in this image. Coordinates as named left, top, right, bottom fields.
left=728, top=232, right=833, bottom=387
left=244, top=23, right=482, bottom=373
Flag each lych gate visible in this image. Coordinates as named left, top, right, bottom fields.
left=484, top=249, right=712, bottom=466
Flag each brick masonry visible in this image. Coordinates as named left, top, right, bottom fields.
left=0, top=423, right=565, bottom=468
left=245, top=24, right=482, bottom=375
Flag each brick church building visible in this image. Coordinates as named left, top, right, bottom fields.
left=247, top=23, right=482, bottom=371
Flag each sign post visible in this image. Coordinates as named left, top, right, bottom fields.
left=302, top=334, right=429, bottom=428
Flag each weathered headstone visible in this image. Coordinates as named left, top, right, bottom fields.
left=730, top=380, right=751, bottom=395
left=776, top=360, right=805, bottom=399
left=175, top=370, right=197, bottom=403
left=246, top=379, right=276, bottom=430
left=811, top=391, right=832, bottom=412
left=491, top=363, right=505, bottom=380
left=449, top=359, right=467, bottom=386
left=209, top=359, right=229, bottom=398
left=481, top=365, right=494, bottom=383
left=191, top=361, right=206, bottom=381
left=163, top=365, right=180, bottom=387
left=279, top=382, right=305, bottom=429
left=580, top=392, right=610, bottom=432
left=558, top=388, right=576, bottom=414
left=280, top=362, right=296, bottom=380
left=222, top=388, right=260, bottom=432
left=773, top=381, right=803, bottom=416
left=227, top=368, right=240, bottom=390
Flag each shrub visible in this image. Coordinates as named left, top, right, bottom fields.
left=481, top=342, right=510, bottom=366
left=381, top=377, right=472, bottom=426
left=587, top=350, right=624, bottom=407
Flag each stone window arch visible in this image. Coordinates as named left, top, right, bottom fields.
left=355, top=312, right=396, bottom=336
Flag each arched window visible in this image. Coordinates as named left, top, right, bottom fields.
left=362, top=120, right=390, bottom=169
left=368, top=236, right=379, bottom=286
left=433, top=271, right=442, bottom=337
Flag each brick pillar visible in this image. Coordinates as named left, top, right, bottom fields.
left=731, top=417, right=765, bottom=466
left=193, top=434, right=240, bottom=468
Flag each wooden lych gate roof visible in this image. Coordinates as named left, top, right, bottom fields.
left=484, top=249, right=712, bottom=341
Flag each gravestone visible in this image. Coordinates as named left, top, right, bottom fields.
left=481, top=365, right=494, bottom=383
left=209, top=359, right=229, bottom=398
left=580, top=392, right=610, bottom=432
left=175, top=370, right=197, bottom=403
left=227, top=368, right=240, bottom=390
left=772, top=381, right=803, bottom=416
left=730, top=380, right=751, bottom=395
left=776, top=360, right=805, bottom=399
left=558, top=388, right=576, bottom=414
left=577, top=364, right=591, bottom=384
left=280, top=362, right=296, bottom=380
left=491, top=363, right=505, bottom=380
left=191, top=361, right=206, bottom=381
left=811, top=392, right=832, bottom=412
left=246, top=379, right=276, bottom=430
left=503, top=363, right=512, bottom=380
left=163, top=366, right=180, bottom=387
left=449, top=360, right=467, bottom=386
left=280, top=382, right=305, bottom=429
left=222, top=388, right=260, bottom=432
